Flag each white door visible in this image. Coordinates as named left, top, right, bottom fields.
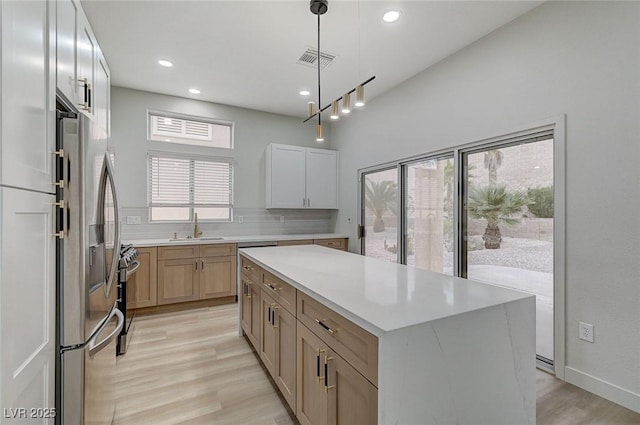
left=0, top=0, right=54, bottom=194
left=305, top=148, right=338, bottom=209
left=0, top=187, right=56, bottom=424
left=266, top=144, right=306, bottom=208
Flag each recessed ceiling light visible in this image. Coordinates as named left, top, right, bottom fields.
left=158, top=59, right=173, bottom=67
left=300, top=90, right=311, bottom=96
left=189, top=88, right=201, bottom=94
left=383, top=10, right=400, bottom=23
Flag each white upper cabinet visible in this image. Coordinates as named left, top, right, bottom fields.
left=56, top=0, right=79, bottom=106
left=94, top=47, right=111, bottom=137
left=305, top=148, right=338, bottom=209
left=0, top=0, right=55, bottom=193
left=76, top=9, right=96, bottom=118
left=266, top=144, right=307, bottom=208
left=266, top=144, right=338, bottom=209
left=55, top=0, right=111, bottom=136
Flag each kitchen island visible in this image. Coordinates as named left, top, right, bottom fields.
left=239, top=245, right=535, bottom=425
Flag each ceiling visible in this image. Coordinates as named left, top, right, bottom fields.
left=82, top=0, right=543, bottom=119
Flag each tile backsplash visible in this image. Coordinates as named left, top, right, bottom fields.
left=120, top=207, right=334, bottom=240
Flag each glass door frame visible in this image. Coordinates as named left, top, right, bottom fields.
left=358, top=163, right=402, bottom=262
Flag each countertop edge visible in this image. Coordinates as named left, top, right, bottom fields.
left=125, top=233, right=349, bottom=247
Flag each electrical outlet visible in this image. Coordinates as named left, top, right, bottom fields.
left=238, top=215, right=243, bottom=223
left=126, top=216, right=141, bottom=225
left=579, top=322, right=594, bottom=343
left=280, top=216, right=285, bottom=223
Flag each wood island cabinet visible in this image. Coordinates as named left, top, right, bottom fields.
left=260, top=284, right=297, bottom=411
left=241, top=272, right=261, bottom=350
left=239, top=252, right=377, bottom=425
left=296, top=318, right=377, bottom=425
left=126, top=247, right=157, bottom=309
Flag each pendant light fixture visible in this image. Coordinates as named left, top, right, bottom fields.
left=304, top=0, right=376, bottom=141
left=330, top=100, right=340, bottom=120
left=342, top=92, right=351, bottom=114
left=355, top=85, right=365, bottom=107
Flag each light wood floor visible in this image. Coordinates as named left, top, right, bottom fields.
left=115, top=304, right=640, bottom=425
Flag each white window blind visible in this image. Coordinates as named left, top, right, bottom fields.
left=149, top=113, right=233, bottom=148
left=148, top=153, right=233, bottom=221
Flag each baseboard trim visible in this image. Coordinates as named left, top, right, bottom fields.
left=564, top=366, right=640, bottom=413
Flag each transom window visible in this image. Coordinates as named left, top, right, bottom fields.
left=148, top=153, right=233, bottom=222
left=149, top=112, right=233, bottom=149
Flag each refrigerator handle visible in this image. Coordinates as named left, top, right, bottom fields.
left=59, top=306, right=113, bottom=354
left=97, top=152, right=121, bottom=294
left=88, top=308, right=124, bottom=358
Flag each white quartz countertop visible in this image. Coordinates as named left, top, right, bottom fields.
left=124, top=233, right=348, bottom=247
left=240, top=245, right=534, bottom=336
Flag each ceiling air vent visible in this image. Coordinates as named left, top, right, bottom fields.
left=297, top=47, right=336, bottom=70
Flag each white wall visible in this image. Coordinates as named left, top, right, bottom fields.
left=111, top=86, right=334, bottom=239
left=331, top=1, right=639, bottom=411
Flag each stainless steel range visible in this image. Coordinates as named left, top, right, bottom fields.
left=116, top=244, right=139, bottom=356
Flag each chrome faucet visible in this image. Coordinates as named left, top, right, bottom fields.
left=193, top=212, right=203, bottom=238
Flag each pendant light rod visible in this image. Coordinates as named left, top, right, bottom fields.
left=302, top=75, right=376, bottom=123
left=317, top=13, right=321, bottom=128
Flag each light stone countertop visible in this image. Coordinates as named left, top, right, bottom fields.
left=124, top=233, right=348, bottom=247
left=239, top=245, right=534, bottom=336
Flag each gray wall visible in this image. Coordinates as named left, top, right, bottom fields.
left=331, top=1, right=639, bottom=409
left=111, top=86, right=333, bottom=239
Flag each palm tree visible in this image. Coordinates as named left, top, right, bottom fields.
left=365, top=180, right=397, bottom=233
left=467, top=184, right=530, bottom=249
left=483, top=149, right=503, bottom=185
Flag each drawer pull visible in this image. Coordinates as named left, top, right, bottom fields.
left=316, top=319, right=338, bottom=334
left=243, top=265, right=254, bottom=271
left=266, top=283, right=280, bottom=292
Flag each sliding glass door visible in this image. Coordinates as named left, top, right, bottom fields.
left=360, top=167, right=399, bottom=262
left=461, top=136, right=554, bottom=362
left=403, top=156, right=454, bottom=275
left=358, top=128, right=557, bottom=366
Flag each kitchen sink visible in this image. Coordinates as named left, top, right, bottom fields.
left=169, top=236, right=225, bottom=242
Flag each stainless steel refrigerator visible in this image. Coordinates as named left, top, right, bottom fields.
left=56, top=110, right=123, bottom=425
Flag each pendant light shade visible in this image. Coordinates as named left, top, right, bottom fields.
left=316, top=124, right=324, bottom=142
left=341, top=93, right=351, bottom=114
left=330, top=101, right=340, bottom=120
left=355, top=85, right=365, bottom=107
left=308, top=101, right=316, bottom=117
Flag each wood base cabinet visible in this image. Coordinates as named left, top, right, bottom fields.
left=297, top=322, right=377, bottom=425
left=241, top=273, right=261, bottom=350
left=127, top=247, right=157, bottom=309
left=157, top=258, right=199, bottom=305
left=200, top=256, right=237, bottom=299
left=260, top=290, right=297, bottom=411
left=157, top=244, right=237, bottom=306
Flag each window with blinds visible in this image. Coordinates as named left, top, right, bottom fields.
left=149, top=113, right=233, bottom=148
left=148, top=153, right=233, bottom=222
